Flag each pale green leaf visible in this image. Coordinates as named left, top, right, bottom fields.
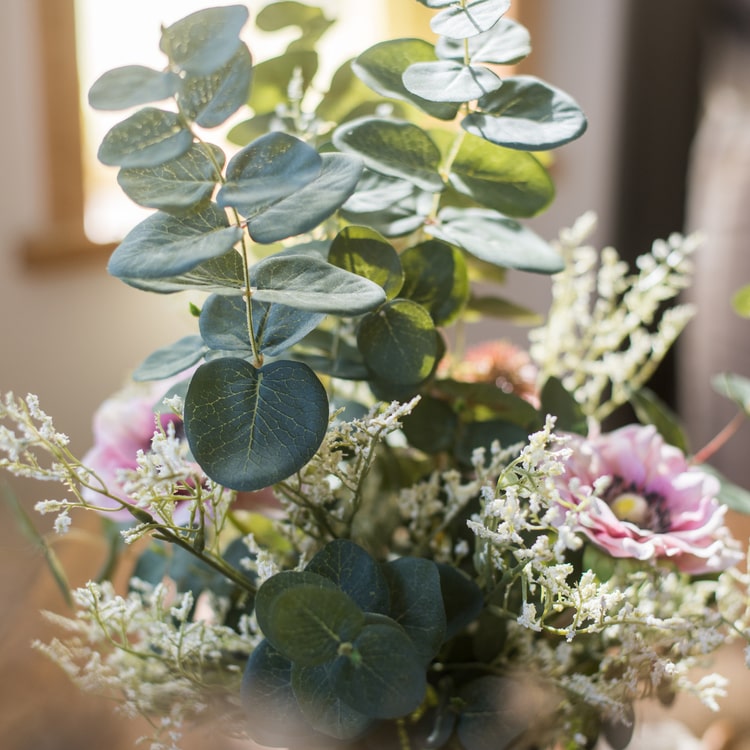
left=88, top=65, right=180, bottom=110
left=402, top=61, right=502, bottom=103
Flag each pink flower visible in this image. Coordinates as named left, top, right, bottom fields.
left=555, top=424, right=742, bottom=573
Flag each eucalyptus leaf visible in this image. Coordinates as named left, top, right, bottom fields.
left=178, top=44, right=253, bottom=128
left=352, top=39, right=460, bottom=120
left=357, top=299, right=439, bottom=385
left=160, top=5, right=249, bottom=76
left=199, top=294, right=252, bottom=352
left=400, top=395, right=459, bottom=454
left=464, top=75, right=588, bottom=150
left=328, top=225, right=404, bottom=300
left=702, top=464, right=750, bottom=515
left=431, top=0, right=511, bottom=38
left=540, top=377, right=587, bottom=435
left=436, top=19, right=531, bottom=65
left=246, top=153, right=364, bottom=243
left=402, top=61, right=503, bottom=103
left=88, top=65, right=180, bottom=110
left=630, top=387, right=690, bottom=453
left=247, top=50, right=318, bottom=114
left=253, top=300, right=326, bottom=357
left=333, top=117, right=443, bottom=192
left=108, top=203, right=243, bottom=280
left=436, top=563, right=484, bottom=639
left=712, top=372, right=750, bottom=415
left=227, top=113, right=289, bottom=147
left=251, top=253, right=385, bottom=315
left=429, top=207, right=564, bottom=274
left=133, top=335, right=206, bottom=381
left=117, top=143, right=224, bottom=213
left=256, top=1, right=327, bottom=31
left=184, top=357, right=329, bottom=491
left=98, top=108, right=193, bottom=168
left=464, top=294, right=542, bottom=324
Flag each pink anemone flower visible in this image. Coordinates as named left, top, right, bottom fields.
left=555, top=424, right=742, bottom=574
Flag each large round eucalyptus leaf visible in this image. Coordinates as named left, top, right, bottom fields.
left=464, top=75, right=588, bottom=150
left=246, top=153, right=364, bottom=244
left=217, top=131, right=322, bottom=217
left=248, top=50, right=318, bottom=114
left=177, top=44, right=253, bottom=128
left=328, top=226, right=404, bottom=300
left=448, top=134, right=554, bottom=217
left=357, top=299, right=439, bottom=385
left=251, top=253, right=385, bottom=315
left=429, top=207, right=563, bottom=274
left=333, top=117, right=443, bottom=193
left=352, top=39, right=459, bottom=121
left=108, top=203, right=243, bottom=280
left=160, top=5, right=249, bottom=76
left=98, top=108, right=193, bottom=168
left=183, top=358, right=329, bottom=491
left=117, top=144, right=224, bottom=213
left=431, top=0, right=511, bottom=38
left=306, top=539, right=390, bottom=615
left=400, top=240, right=469, bottom=326
left=402, top=61, right=503, bottom=103
left=330, top=622, right=426, bottom=719
left=133, top=335, right=207, bottom=381
left=263, top=585, right=365, bottom=667
left=436, top=19, right=531, bottom=65
left=88, top=65, right=180, bottom=110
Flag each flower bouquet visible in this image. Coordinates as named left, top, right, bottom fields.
left=4, top=2, right=750, bottom=749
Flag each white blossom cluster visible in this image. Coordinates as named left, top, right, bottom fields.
left=529, top=213, right=700, bottom=420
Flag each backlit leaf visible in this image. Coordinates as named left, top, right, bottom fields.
left=402, top=61, right=503, bottom=103
left=247, top=50, right=318, bottom=113
left=436, top=19, right=531, bottom=65
left=88, top=65, right=180, bottom=110
left=431, top=0, right=511, bottom=38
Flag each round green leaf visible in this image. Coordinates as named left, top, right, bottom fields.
left=251, top=253, right=386, bottom=315
left=264, top=585, right=365, bottom=666
left=402, top=61, right=503, bottom=103
left=436, top=563, right=483, bottom=639
left=246, top=153, right=364, bottom=244
left=540, top=376, right=588, bottom=436
left=248, top=50, right=318, bottom=114
left=357, top=299, right=439, bottom=385
left=88, top=65, right=180, bottom=110
left=177, top=44, right=253, bottom=128
left=117, top=143, right=224, bottom=213
left=352, top=39, right=459, bottom=121
left=199, top=294, right=252, bottom=352
left=108, top=203, right=243, bottom=280
left=629, top=387, right=689, bottom=454
left=401, top=394, right=459, bottom=454
left=732, top=284, right=750, bottom=317
left=330, top=622, right=427, bottom=719
left=464, top=75, right=588, bottom=150
left=256, top=1, right=327, bottom=31
left=328, top=226, right=404, bottom=300
left=449, top=134, right=554, bottom=217
left=218, top=131, right=322, bottom=217
left=436, top=19, right=531, bottom=65
left=98, top=108, right=193, bottom=168
left=333, top=117, right=443, bottom=192
left=160, top=5, right=249, bottom=75
left=429, top=207, right=564, bottom=274
left=133, top=335, right=207, bottom=381
left=253, top=300, right=326, bottom=357
left=400, top=240, right=469, bottom=325
left=712, top=372, right=750, bottom=416
left=431, top=0, right=511, bottom=38
left=184, top=357, right=329, bottom=491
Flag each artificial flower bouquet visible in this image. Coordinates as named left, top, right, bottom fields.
left=3, top=2, right=750, bottom=749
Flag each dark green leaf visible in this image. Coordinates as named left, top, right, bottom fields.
left=133, top=335, right=206, bottom=381
left=357, top=299, right=439, bottom=385
left=333, top=117, right=443, bottom=192
left=251, top=253, right=385, bottom=315
left=712, top=372, right=750, bottom=416
left=352, top=39, right=460, bottom=120
left=199, top=294, right=252, bottom=352
left=464, top=75, right=588, bottom=150
left=184, top=358, right=329, bottom=491
left=401, top=395, right=459, bottom=454
left=465, top=294, right=542, bottom=324
left=306, top=539, right=391, bottom=615
left=328, top=226, right=404, bottom=300
left=117, top=143, right=224, bottom=213
left=436, top=19, right=531, bottom=65
left=540, top=377, right=587, bottom=436
left=246, top=153, right=364, bottom=243
left=160, top=5, right=249, bottom=76
left=402, top=61, right=503, bottom=103
left=253, top=300, right=326, bottom=357
left=456, top=420, right=529, bottom=464
left=330, top=622, right=426, bottom=718
left=400, top=240, right=469, bottom=325
left=98, top=108, right=193, bottom=168
left=178, top=44, right=253, bottom=128
left=382, top=557, right=446, bottom=664
left=429, top=207, right=563, bottom=274
left=88, top=65, right=180, bottom=110
left=247, top=50, right=318, bottom=113
left=434, top=379, right=539, bottom=425
left=218, top=131, right=322, bottom=216
left=436, top=563, right=483, bottom=639
left=431, top=0, right=511, bottom=38
left=449, top=134, right=554, bottom=217
left=108, top=203, right=243, bottom=280
left=630, top=387, right=689, bottom=453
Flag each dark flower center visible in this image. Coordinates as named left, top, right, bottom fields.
left=603, top=475, right=671, bottom=533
